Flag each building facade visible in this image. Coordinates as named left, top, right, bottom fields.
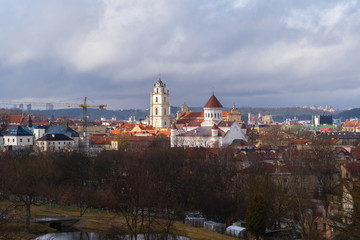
left=171, top=92, right=247, bottom=148
left=150, top=77, right=171, bottom=129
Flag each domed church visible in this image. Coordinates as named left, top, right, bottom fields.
left=170, top=91, right=247, bottom=148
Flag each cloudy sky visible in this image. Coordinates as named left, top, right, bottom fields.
left=1, top=0, right=360, bottom=110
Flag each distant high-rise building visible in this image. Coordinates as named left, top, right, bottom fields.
left=150, top=75, right=170, bottom=129
left=312, top=115, right=333, bottom=126
left=26, top=104, right=31, bottom=111
left=46, top=103, right=54, bottom=110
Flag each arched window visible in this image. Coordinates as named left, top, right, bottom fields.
left=156, top=88, right=158, bottom=93
left=164, top=97, right=166, bottom=102
left=156, top=97, right=158, bottom=102
left=164, top=108, right=166, bottom=115
left=155, top=108, right=158, bottom=115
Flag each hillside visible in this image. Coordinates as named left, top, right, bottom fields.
left=29, top=108, right=149, bottom=121
left=23, top=106, right=344, bottom=122
left=335, top=108, right=360, bottom=120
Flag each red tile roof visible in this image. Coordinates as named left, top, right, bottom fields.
left=156, top=130, right=170, bottom=136
left=343, top=121, right=357, bottom=127
left=204, top=93, right=223, bottom=108
left=177, top=112, right=229, bottom=125
left=90, top=135, right=114, bottom=145
left=5, top=115, right=28, bottom=125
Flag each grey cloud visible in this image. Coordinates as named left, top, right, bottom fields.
left=0, top=0, right=360, bottom=110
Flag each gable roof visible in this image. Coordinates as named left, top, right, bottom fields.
left=47, top=125, right=80, bottom=137
left=90, top=135, right=114, bottom=145
left=343, top=121, right=358, bottom=127
left=2, top=126, right=33, bottom=136
left=37, top=134, right=74, bottom=141
left=5, top=115, right=29, bottom=125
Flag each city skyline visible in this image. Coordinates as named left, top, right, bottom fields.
left=1, top=1, right=360, bottom=110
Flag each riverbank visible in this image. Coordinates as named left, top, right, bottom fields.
left=0, top=202, right=239, bottom=240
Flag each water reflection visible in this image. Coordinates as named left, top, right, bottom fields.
left=33, top=232, right=102, bottom=240
left=34, top=232, right=193, bottom=240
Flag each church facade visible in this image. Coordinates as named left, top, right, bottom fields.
left=171, top=92, right=247, bottom=148
left=150, top=77, right=171, bottom=129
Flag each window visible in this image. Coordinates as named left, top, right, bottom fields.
left=58, top=142, right=60, bottom=145
left=330, top=209, right=334, bottom=216
left=20, top=139, right=22, bottom=143
left=155, top=108, right=158, bottom=115
left=7, top=139, right=9, bottom=142
left=156, top=88, right=158, bottom=93
left=164, top=97, right=166, bottom=102
left=164, top=108, right=166, bottom=115
left=28, top=138, right=30, bottom=142
left=12, top=139, right=14, bottom=142
left=156, top=97, right=158, bottom=102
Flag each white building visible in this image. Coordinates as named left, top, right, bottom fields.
left=149, top=76, right=171, bottom=129
left=2, top=125, right=34, bottom=151
left=36, top=134, right=75, bottom=152
left=171, top=92, right=247, bottom=148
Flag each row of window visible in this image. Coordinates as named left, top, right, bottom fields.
left=155, top=108, right=167, bottom=115
left=205, top=112, right=221, bottom=119
left=156, top=88, right=166, bottom=94
left=155, top=96, right=166, bottom=103
left=39, top=141, right=72, bottom=145
left=5, top=138, right=31, bottom=143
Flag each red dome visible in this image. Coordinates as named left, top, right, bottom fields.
left=204, top=92, right=223, bottom=108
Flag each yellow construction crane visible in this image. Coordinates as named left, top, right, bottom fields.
left=0, top=96, right=107, bottom=137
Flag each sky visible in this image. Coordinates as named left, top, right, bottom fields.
left=1, top=0, right=360, bottom=110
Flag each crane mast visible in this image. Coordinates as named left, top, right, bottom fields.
left=0, top=97, right=107, bottom=152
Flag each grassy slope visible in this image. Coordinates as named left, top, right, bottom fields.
left=1, top=202, right=240, bottom=240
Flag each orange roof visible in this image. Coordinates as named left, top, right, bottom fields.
left=90, top=135, right=114, bottom=145
left=109, top=130, right=120, bottom=135
left=119, top=123, right=136, bottom=130
left=343, top=121, right=357, bottom=127
left=5, top=115, right=28, bottom=125
left=156, top=130, right=170, bottom=136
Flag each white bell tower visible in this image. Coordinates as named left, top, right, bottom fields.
left=150, top=74, right=171, bottom=129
